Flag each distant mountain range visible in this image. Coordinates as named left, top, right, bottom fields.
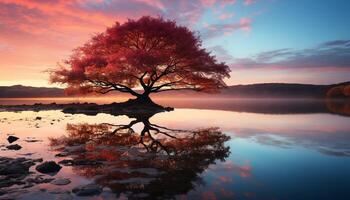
left=0, top=82, right=349, bottom=98
left=0, top=85, right=64, bottom=98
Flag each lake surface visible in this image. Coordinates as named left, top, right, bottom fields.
left=0, top=99, right=349, bottom=199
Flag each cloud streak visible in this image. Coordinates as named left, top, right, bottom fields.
left=202, top=18, right=252, bottom=39
left=230, top=40, right=350, bottom=70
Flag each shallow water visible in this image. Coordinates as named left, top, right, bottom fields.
left=0, top=100, right=349, bottom=199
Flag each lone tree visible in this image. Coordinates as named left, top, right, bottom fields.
left=50, top=16, right=230, bottom=105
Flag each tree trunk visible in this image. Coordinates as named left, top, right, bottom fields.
left=128, top=93, right=161, bottom=108
left=135, top=94, right=153, bottom=104
left=122, top=92, right=174, bottom=112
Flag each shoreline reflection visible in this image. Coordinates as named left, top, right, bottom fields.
left=49, top=112, right=231, bottom=199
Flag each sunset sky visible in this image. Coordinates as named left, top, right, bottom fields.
left=0, top=0, right=349, bottom=87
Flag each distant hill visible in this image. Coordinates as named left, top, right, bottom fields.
left=154, top=82, right=350, bottom=98
left=0, top=82, right=349, bottom=98
left=0, top=85, right=64, bottom=98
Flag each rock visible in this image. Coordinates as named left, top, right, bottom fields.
left=22, top=183, right=34, bottom=188
left=32, top=158, right=43, bottom=163
left=6, top=144, right=22, bottom=150
left=55, top=152, right=69, bottom=157
left=0, top=157, right=41, bottom=176
left=49, top=188, right=70, bottom=194
left=55, top=193, right=74, bottom=200
left=0, top=157, right=43, bottom=189
left=0, top=189, right=6, bottom=196
left=35, top=161, right=62, bottom=174
left=19, top=153, right=35, bottom=156
left=57, top=159, right=73, bottom=166
left=58, top=159, right=102, bottom=166
left=26, top=176, right=54, bottom=184
left=24, top=139, right=42, bottom=143
left=72, top=184, right=103, bottom=196
left=0, top=179, right=25, bottom=188
left=51, top=178, right=71, bottom=186
left=35, top=117, right=42, bottom=120
left=7, top=136, right=19, bottom=143
left=0, top=162, right=29, bottom=175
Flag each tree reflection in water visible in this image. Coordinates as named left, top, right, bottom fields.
left=49, top=112, right=230, bottom=199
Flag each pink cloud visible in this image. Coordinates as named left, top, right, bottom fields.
left=218, top=12, right=235, bottom=20
left=239, top=18, right=252, bottom=32
left=201, top=0, right=217, bottom=7
left=203, top=17, right=252, bottom=38
left=244, top=0, right=257, bottom=5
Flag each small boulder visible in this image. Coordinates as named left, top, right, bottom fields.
left=35, top=117, right=42, bottom=120
left=51, top=178, right=71, bottom=186
left=6, top=144, right=22, bottom=150
left=7, top=136, right=19, bottom=144
left=35, top=161, right=61, bottom=174
left=72, top=184, right=103, bottom=196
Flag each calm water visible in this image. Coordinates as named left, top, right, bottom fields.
left=0, top=99, right=349, bottom=199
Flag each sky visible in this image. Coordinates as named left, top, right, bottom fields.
left=0, top=0, right=349, bottom=87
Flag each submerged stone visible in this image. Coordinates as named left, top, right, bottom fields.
left=35, top=161, right=62, bottom=174
left=72, top=184, right=103, bottom=196
left=51, top=178, right=71, bottom=186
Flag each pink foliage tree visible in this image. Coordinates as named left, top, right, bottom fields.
left=50, top=16, right=230, bottom=104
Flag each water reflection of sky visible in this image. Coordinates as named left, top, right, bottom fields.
left=0, top=108, right=349, bottom=199
left=152, top=109, right=350, bottom=157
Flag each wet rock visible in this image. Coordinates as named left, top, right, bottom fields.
left=72, top=184, right=103, bottom=196
left=58, top=159, right=102, bottom=166
left=7, top=136, right=19, bottom=143
left=55, top=152, right=69, bottom=157
left=26, top=175, right=54, bottom=184
left=0, top=189, right=6, bottom=196
left=57, top=159, right=72, bottom=166
left=19, top=153, right=35, bottom=156
left=0, top=157, right=42, bottom=189
left=22, top=183, right=35, bottom=188
left=0, top=179, right=25, bottom=188
left=0, top=159, right=32, bottom=175
left=6, top=144, right=22, bottom=150
left=32, top=158, right=43, bottom=163
left=55, top=193, right=74, bottom=200
left=49, top=188, right=70, bottom=194
left=35, top=161, right=62, bottom=174
left=24, top=139, right=42, bottom=143
left=51, top=178, right=71, bottom=186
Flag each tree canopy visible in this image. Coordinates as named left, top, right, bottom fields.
left=50, top=16, right=230, bottom=101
